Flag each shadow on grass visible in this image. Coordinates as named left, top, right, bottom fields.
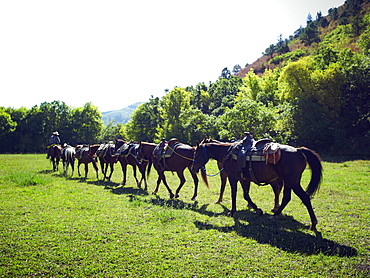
left=194, top=208, right=358, bottom=257
left=139, top=195, right=357, bottom=257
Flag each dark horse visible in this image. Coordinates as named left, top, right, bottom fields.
left=192, top=138, right=322, bottom=230
left=198, top=138, right=283, bottom=212
left=96, top=143, right=119, bottom=181
left=75, top=144, right=100, bottom=179
left=61, top=144, right=76, bottom=176
left=48, top=144, right=62, bottom=171
left=137, top=141, right=207, bottom=201
left=114, top=139, right=151, bottom=190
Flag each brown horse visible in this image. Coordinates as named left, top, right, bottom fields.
left=48, top=144, right=62, bottom=171
left=114, top=139, right=151, bottom=190
left=137, top=141, right=207, bottom=201
left=191, top=138, right=322, bottom=230
left=198, top=138, right=283, bottom=212
left=75, top=144, right=100, bottom=179
left=96, top=143, right=119, bottom=181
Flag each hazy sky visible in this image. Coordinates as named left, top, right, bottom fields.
left=1, top=0, right=345, bottom=112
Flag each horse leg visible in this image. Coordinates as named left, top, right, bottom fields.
left=120, top=161, right=127, bottom=185
left=189, top=170, right=199, bottom=201
left=70, top=159, right=75, bottom=177
left=77, top=161, right=82, bottom=177
left=270, top=179, right=283, bottom=213
left=154, top=171, right=174, bottom=199
left=216, top=170, right=227, bottom=204
left=228, top=176, right=238, bottom=216
left=292, top=185, right=318, bottom=231
left=92, top=161, right=99, bottom=179
left=272, top=186, right=292, bottom=220
left=240, top=180, right=263, bottom=215
left=84, top=163, right=89, bottom=179
left=152, top=175, right=161, bottom=195
left=132, top=165, right=140, bottom=187
left=138, top=164, right=147, bottom=190
left=107, top=163, right=114, bottom=181
left=100, top=160, right=106, bottom=180
left=174, top=171, right=186, bottom=199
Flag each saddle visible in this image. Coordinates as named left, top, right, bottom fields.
left=75, top=145, right=88, bottom=160
left=120, top=142, right=138, bottom=158
left=232, top=138, right=281, bottom=182
left=96, top=143, right=114, bottom=157
left=153, top=139, right=184, bottom=170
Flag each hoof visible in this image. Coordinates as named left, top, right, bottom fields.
left=175, top=194, right=180, bottom=198
left=169, top=193, right=175, bottom=199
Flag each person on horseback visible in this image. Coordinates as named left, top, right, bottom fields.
left=46, top=131, right=61, bottom=159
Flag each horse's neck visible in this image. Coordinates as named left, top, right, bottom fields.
left=207, top=143, right=231, bottom=161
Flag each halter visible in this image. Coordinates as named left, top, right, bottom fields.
left=193, top=145, right=224, bottom=177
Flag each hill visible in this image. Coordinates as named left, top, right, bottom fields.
left=237, top=0, right=370, bottom=77
left=102, top=102, right=142, bottom=125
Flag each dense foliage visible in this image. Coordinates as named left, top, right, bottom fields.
left=1, top=0, right=369, bottom=156
left=121, top=0, right=370, bottom=156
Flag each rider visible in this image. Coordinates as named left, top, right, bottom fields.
left=46, top=131, right=61, bottom=159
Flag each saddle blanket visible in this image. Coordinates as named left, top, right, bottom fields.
left=232, top=142, right=281, bottom=165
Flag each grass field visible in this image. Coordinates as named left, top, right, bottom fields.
left=0, top=154, right=369, bottom=277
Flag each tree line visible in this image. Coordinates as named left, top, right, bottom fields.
left=1, top=0, right=369, bottom=157
left=0, top=102, right=122, bottom=153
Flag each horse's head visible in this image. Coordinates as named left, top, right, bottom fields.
left=191, top=140, right=209, bottom=173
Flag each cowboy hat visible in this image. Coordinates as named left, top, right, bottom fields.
left=53, top=131, right=59, bottom=135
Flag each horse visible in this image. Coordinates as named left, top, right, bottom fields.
left=48, top=144, right=62, bottom=171
left=198, top=138, right=283, bottom=212
left=191, top=138, right=322, bottom=231
left=75, top=144, right=100, bottom=179
left=61, top=144, right=76, bottom=176
left=137, top=140, right=207, bottom=201
left=96, top=143, right=119, bottom=181
left=114, top=139, right=151, bottom=190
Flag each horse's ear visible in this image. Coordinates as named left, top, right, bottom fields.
left=196, top=141, right=200, bottom=147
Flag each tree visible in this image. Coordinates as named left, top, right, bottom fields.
left=238, top=69, right=262, bottom=101
left=70, top=102, right=104, bottom=144
left=264, top=44, right=275, bottom=58
left=157, top=87, right=192, bottom=143
left=232, top=64, right=242, bottom=75
left=123, top=97, right=161, bottom=142
left=220, top=67, right=231, bottom=79
left=216, top=99, right=275, bottom=140
left=278, top=58, right=315, bottom=100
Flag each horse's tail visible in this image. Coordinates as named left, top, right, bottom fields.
left=200, top=168, right=210, bottom=189
left=300, top=147, right=322, bottom=198
left=147, top=159, right=152, bottom=177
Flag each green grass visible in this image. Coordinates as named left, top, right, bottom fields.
left=0, top=154, right=369, bottom=277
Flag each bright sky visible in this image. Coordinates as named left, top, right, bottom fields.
left=1, top=0, right=345, bottom=112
